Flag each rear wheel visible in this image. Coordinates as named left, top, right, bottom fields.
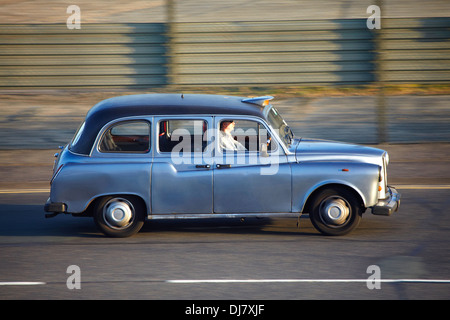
left=309, top=187, right=362, bottom=236
left=93, top=196, right=145, bottom=237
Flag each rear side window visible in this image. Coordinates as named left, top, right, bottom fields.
left=99, top=120, right=151, bottom=153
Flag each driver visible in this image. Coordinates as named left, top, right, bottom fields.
left=219, top=120, right=246, bottom=151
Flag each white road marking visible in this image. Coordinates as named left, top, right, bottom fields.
left=1, top=279, right=449, bottom=286
left=0, top=188, right=49, bottom=194
left=395, top=185, right=450, bottom=190
left=166, top=279, right=450, bottom=284
left=0, top=282, right=46, bottom=286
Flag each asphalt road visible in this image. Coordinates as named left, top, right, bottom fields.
left=0, top=144, right=450, bottom=300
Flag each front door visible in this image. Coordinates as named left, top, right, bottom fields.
left=213, top=117, right=291, bottom=213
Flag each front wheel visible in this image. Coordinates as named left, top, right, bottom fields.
left=309, top=187, right=362, bottom=236
left=93, top=196, right=145, bottom=238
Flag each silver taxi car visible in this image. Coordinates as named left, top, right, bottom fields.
left=44, top=94, right=400, bottom=237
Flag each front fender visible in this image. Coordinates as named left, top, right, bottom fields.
left=291, top=161, right=380, bottom=213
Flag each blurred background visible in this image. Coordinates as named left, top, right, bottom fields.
left=0, top=0, right=449, bottom=147
left=1, top=2, right=449, bottom=300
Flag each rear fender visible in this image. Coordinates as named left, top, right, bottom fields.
left=50, top=161, right=151, bottom=214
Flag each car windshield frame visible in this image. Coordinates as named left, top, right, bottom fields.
left=265, top=106, right=294, bottom=148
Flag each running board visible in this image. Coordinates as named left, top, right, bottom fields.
left=148, top=212, right=300, bottom=220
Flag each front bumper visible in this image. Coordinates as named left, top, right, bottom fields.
left=44, top=197, right=67, bottom=218
left=371, top=186, right=401, bottom=216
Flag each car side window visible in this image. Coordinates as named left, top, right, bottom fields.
left=159, top=119, right=208, bottom=153
left=99, top=120, right=151, bottom=153
left=219, top=119, right=277, bottom=152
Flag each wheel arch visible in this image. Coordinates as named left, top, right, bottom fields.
left=301, top=183, right=366, bottom=214
left=79, top=193, right=148, bottom=218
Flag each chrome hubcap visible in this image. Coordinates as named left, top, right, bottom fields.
left=103, top=198, right=134, bottom=229
left=320, top=197, right=350, bottom=226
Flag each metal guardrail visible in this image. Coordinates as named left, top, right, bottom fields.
left=0, top=18, right=449, bottom=89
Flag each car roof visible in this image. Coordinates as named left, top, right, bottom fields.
left=70, top=93, right=268, bottom=155
left=89, top=93, right=265, bottom=118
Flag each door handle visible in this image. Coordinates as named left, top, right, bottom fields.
left=195, top=164, right=211, bottom=169
left=216, top=164, right=231, bottom=169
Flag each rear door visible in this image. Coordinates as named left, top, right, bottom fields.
left=151, top=116, right=213, bottom=214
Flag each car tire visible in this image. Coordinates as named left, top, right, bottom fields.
left=93, top=195, right=145, bottom=238
left=309, top=187, right=362, bottom=236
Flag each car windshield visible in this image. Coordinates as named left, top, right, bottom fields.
left=266, top=107, right=294, bottom=147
